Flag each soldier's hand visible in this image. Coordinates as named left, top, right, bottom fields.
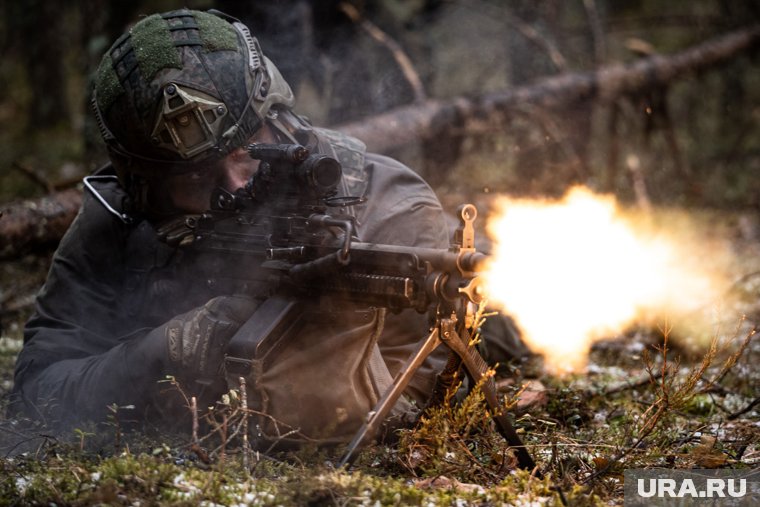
left=165, top=295, right=258, bottom=379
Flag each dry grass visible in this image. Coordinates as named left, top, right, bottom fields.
left=0, top=317, right=756, bottom=505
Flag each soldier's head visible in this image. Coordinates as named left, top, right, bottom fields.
left=92, top=9, right=311, bottom=215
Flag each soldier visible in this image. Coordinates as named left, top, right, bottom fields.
left=10, top=9, right=449, bottom=444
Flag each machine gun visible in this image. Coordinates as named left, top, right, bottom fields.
left=181, top=143, right=537, bottom=472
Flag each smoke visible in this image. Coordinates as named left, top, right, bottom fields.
left=482, top=186, right=735, bottom=374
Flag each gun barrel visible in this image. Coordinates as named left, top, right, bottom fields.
left=350, top=243, right=488, bottom=274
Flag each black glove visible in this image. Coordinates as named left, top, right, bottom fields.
left=165, top=295, right=259, bottom=380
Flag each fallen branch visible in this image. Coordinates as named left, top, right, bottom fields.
left=728, top=397, right=760, bottom=420
left=338, top=24, right=760, bottom=154
left=0, top=25, right=757, bottom=261
left=601, top=370, right=665, bottom=396
left=0, top=187, right=82, bottom=259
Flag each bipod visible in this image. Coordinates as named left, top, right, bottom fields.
left=338, top=315, right=538, bottom=474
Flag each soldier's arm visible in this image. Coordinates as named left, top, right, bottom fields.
left=357, top=153, right=451, bottom=405
left=10, top=189, right=173, bottom=430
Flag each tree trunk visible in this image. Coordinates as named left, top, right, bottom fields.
left=0, top=189, right=82, bottom=259
left=0, top=25, right=757, bottom=260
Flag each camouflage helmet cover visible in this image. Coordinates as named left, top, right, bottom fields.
left=92, top=9, right=295, bottom=173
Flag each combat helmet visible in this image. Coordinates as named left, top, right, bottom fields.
left=92, top=9, right=296, bottom=180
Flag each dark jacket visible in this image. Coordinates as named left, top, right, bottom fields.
left=10, top=144, right=450, bottom=432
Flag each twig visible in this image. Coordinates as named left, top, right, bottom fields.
left=12, top=162, right=54, bottom=193
left=107, top=404, right=123, bottom=453
left=530, top=442, right=620, bottom=449
left=728, top=271, right=760, bottom=293
left=668, top=423, right=709, bottom=448
left=582, top=406, right=662, bottom=486
left=339, top=2, right=426, bottom=103
left=584, top=332, right=674, bottom=485
left=728, top=397, right=760, bottom=420
left=34, top=434, right=57, bottom=460
left=240, top=377, right=250, bottom=471
left=2, top=433, right=56, bottom=458
left=219, top=411, right=228, bottom=467
left=505, top=14, right=567, bottom=72
left=700, top=325, right=755, bottom=392
left=601, top=370, right=666, bottom=396
left=263, top=428, right=306, bottom=455
left=583, top=0, right=607, bottom=65
left=625, top=153, right=652, bottom=212
left=191, top=396, right=199, bottom=447
left=209, top=418, right=247, bottom=456
left=470, top=0, right=567, bottom=72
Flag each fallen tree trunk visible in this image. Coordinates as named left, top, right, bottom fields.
left=0, top=188, right=82, bottom=259
left=0, top=25, right=757, bottom=260
left=337, top=24, right=760, bottom=153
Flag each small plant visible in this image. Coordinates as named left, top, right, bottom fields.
left=396, top=370, right=520, bottom=485
left=161, top=375, right=315, bottom=471
left=72, top=427, right=95, bottom=452
left=105, top=403, right=134, bottom=453
left=583, top=321, right=755, bottom=484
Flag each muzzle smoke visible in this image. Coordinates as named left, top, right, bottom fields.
left=482, top=186, right=733, bottom=374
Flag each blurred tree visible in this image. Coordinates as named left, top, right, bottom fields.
left=0, top=0, right=757, bottom=208
left=215, top=0, right=435, bottom=124
left=79, top=0, right=142, bottom=166
left=5, top=0, right=69, bottom=131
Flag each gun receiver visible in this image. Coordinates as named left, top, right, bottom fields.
left=182, top=143, right=537, bottom=473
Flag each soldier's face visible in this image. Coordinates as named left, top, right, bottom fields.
left=162, top=124, right=277, bottom=213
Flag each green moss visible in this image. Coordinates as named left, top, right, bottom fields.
left=131, top=14, right=182, bottom=84
left=94, top=54, right=123, bottom=113
left=195, top=11, right=238, bottom=53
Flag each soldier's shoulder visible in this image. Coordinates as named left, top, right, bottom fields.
left=313, top=127, right=367, bottom=156
left=62, top=169, right=133, bottom=250
left=80, top=167, right=132, bottom=224
left=363, top=152, right=438, bottom=194
left=313, top=127, right=369, bottom=198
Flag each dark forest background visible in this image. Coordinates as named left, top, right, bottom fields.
left=0, top=0, right=758, bottom=209
left=0, top=6, right=758, bottom=502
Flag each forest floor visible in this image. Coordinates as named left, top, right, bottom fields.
left=0, top=207, right=758, bottom=506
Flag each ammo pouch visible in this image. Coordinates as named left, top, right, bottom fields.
left=224, top=295, right=410, bottom=447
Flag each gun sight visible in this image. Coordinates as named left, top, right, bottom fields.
left=245, top=143, right=343, bottom=200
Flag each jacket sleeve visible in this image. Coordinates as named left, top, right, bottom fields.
left=10, top=188, right=174, bottom=431
left=358, top=153, right=452, bottom=404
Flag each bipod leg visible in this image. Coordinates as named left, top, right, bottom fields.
left=438, top=318, right=539, bottom=475
left=440, top=322, right=568, bottom=504
left=338, top=326, right=443, bottom=468
left=425, top=347, right=463, bottom=410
